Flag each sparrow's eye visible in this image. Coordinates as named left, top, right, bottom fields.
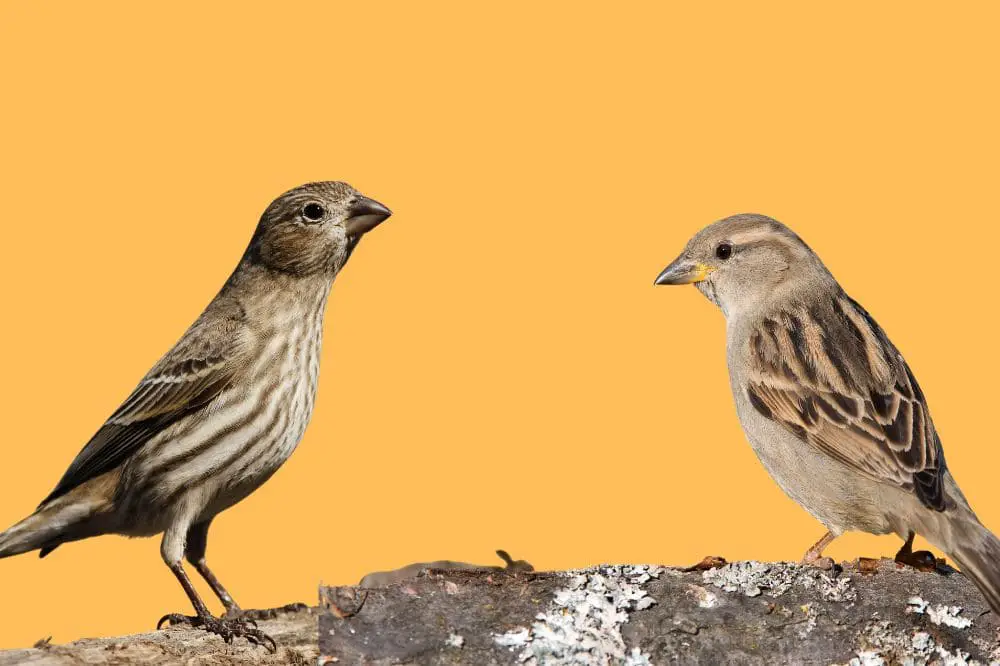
left=302, top=203, right=326, bottom=222
left=715, top=242, right=733, bottom=260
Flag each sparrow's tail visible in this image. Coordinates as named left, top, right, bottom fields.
left=917, top=501, right=1000, bottom=615
left=946, top=522, right=1000, bottom=615
left=0, top=493, right=111, bottom=559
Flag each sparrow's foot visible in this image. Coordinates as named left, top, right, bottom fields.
left=800, top=555, right=835, bottom=570
left=895, top=548, right=939, bottom=572
left=157, top=612, right=276, bottom=652
left=800, top=531, right=837, bottom=570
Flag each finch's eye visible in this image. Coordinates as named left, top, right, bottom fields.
left=302, top=203, right=326, bottom=222
left=715, top=242, right=733, bottom=260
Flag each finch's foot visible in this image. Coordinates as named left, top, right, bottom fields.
left=229, top=603, right=310, bottom=622
left=157, top=612, right=276, bottom=652
left=895, top=548, right=939, bottom=572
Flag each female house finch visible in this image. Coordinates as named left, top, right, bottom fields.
left=0, top=181, right=392, bottom=649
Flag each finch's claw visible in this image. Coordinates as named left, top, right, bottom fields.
left=221, top=610, right=258, bottom=629
left=157, top=612, right=276, bottom=652
left=157, top=613, right=197, bottom=630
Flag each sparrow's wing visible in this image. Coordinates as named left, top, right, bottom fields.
left=743, top=293, right=946, bottom=511
left=42, top=300, right=248, bottom=505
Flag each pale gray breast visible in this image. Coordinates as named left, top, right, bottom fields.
left=725, top=318, right=893, bottom=535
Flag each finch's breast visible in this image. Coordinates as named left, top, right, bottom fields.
left=125, top=287, right=329, bottom=517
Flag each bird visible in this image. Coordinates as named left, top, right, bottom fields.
left=0, top=181, right=392, bottom=649
left=654, top=213, right=1000, bottom=614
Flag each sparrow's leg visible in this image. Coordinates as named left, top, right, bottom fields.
left=894, top=531, right=938, bottom=572
left=801, top=531, right=836, bottom=570
left=186, top=520, right=242, bottom=616
left=157, top=520, right=275, bottom=651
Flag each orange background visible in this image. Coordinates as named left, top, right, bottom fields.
left=1, top=1, right=998, bottom=649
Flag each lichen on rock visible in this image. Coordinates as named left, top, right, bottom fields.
left=701, top=560, right=856, bottom=602
left=493, top=565, right=661, bottom=664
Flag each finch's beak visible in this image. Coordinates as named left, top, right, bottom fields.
left=653, top=257, right=715, bottom=285
left=345, top=196, right=392, bottom=241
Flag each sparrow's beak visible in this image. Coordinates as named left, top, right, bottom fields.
left=653, top=257, right=715, bottom=285
left=345, top=196, right=392, bottom=240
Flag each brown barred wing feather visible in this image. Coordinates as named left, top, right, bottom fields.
left=41, top=301, right=248, bottom=506
left=744, top=294, right=946, bottom=511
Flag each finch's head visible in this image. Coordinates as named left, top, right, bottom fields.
left=654, top=214, right=829, bottom=317
left=247, top=181, right=392, bottom=276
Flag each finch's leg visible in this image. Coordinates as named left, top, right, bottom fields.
left=186, top=521, right=242, bottom=616
left=894, top=531, right=938, bottom=572
left=157, top=522, right=275, bottom=651
left=801, top=531, right=836, bottom=570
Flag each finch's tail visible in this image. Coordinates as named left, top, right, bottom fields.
left=0, top=492, right=112, bottom=559
left=918, top=505, right=1000, bottom=615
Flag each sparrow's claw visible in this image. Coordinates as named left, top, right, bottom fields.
left=800, top=553, right=836, bottom=571
left=895, top=548, right=939, bottom=572
left=157, top=612, right=276, bottom=652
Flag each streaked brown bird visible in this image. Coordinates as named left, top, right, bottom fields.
left=655, top=214, right=1000, bottom=616
left=0, top=181, right=392, bottom=648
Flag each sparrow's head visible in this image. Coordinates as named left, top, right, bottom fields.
left=247, top=181, right=391, bottom=276
left=654, top=214, right=830, bottom=317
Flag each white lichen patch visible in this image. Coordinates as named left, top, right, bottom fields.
left=492, top=565, right=660, bottom=665
left=445, top=633, right=464, bottom=649
left=702, top=561, right=856, bottom=602
left=624, top=647, right=652, bottom=665
left=701, top=561, right=771, bottom=597
left=686, top=584, right=719, bottom=609
left=906, top=597, right=974, bottom=629
left=797, top=603, right=818, bottom=639
left=847, top=650, right=886, bottom=666
left=495, top=628, right=531, bottom=648
left=847, top=619, right=989, bottom=666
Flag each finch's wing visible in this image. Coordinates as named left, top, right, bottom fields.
left=42, top=300, right=248, bottom=505
left=742, top=293, right=946, bottom=511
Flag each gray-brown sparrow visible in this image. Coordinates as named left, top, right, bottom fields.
left=655, top=213, right=1000, bottom=614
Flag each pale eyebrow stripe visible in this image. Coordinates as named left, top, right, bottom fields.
left=727, top=228, right=775, bottom=245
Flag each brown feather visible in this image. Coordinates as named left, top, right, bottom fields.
left=744, top=293, right=946, bottom=511
left=40, top=298, right=248, bottom=506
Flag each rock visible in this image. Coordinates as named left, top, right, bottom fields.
left=0, top=604, right=316, bottom=665
left=322, top=559, right=1000, bottom=665
left=3, top=560, right=999, bottom=665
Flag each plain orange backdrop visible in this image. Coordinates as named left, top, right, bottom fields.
left=1, top=0, right=999, bottom=650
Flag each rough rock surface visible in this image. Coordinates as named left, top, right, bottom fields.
left=3, top=560, right=999, bottom=665
left=320, top=559, right=1000, bottom=665
left=0, top=604, right=316, bottom=666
